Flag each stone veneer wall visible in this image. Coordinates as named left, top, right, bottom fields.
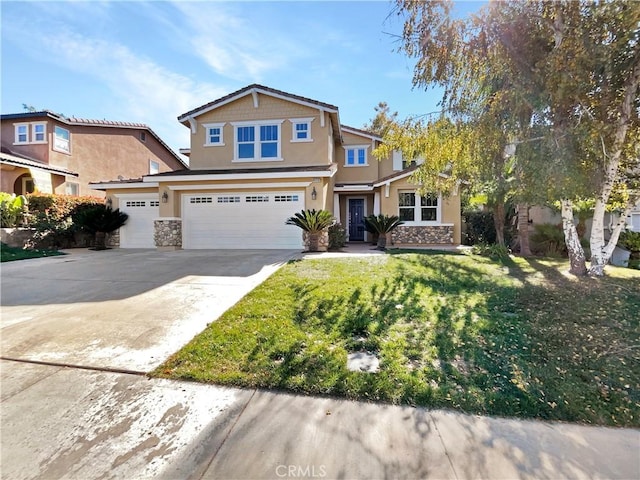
left=154, top=219, right=182, bottom=248
left=391, top=225, right=454, bottom=245
left=302, top=230, right=329, bottom=252
left=106, top=230, right=120, bottom=247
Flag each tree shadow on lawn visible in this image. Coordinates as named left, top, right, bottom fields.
left=246, top=252, right=639, bottom=425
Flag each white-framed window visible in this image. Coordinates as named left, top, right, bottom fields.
left=32, top=123, right=46, bottom=143
left=398, top=191, right=441, bottom=223
left=54, top=126, right=70, bottom=153
left=149, top=160, right=160, bottom=174
left=232, top=120, right=284, bottom=162
left=290, top=117, right=314, bottom=142
left=203, top=122, right=225, bottom=146
left=630, top=213, right=640, bottom=232
left=65, top=182, right=79, bottom=196
left=14, top=123, right=29, bottom=144
left=344, top=145, right=369, bottom=166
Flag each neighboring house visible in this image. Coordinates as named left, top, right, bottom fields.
left=90, top=84, right=462, bottom=249
left=1, top=111, right=187, bottom=197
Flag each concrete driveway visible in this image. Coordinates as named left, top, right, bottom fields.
left=1, top=248, right=297, bottom=372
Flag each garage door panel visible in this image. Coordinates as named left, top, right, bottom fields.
left=120, top=199, right=158, bottom=248
left=183, top=192, right=304, bottom=249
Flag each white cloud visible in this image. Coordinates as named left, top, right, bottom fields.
left=168, top=1, right=306, bottom=82
left=7, top=20, right=226, bottom=153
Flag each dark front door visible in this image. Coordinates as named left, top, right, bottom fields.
left=348, top=199, right=365, bottom=241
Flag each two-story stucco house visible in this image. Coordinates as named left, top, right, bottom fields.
left=0, top=111, right=187, bottom=197
left=91, top=85, right=461, bottom=249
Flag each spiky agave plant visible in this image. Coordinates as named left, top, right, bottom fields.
left=286, top=209, right=334, bottom=251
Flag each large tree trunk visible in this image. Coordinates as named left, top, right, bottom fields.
left=588, top=59, right=640, bottom=275
left=589, top=201, right=634, bottom=276
left=560, top=199, right=587, bottom=276
left=517, top=203, right=531, bottom=256
left=493, top=202, right=506, bottom=247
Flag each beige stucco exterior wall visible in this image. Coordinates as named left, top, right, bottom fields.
left=187, top=94, right=332, bottom=170
left=334, top=131, right=379, bottom=184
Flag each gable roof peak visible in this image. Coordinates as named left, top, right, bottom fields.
left=177, top=84, right=340, bottom=123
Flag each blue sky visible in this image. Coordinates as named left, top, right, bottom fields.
left=1, top=1, right=483, bottom=158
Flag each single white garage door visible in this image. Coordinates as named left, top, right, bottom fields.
left=182, top=192, right=304, bottom=249
left=119, top=198, right=159, bottom=248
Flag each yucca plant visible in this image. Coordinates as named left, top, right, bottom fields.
left=286, top=209, right=334, bottom=252
left=363, top=214, right=404, bottom=250
left=75, top=204, right=129, bottom=250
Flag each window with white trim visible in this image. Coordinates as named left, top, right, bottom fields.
left=14, top=124, right=28, bottom=144
left=203, top=123, right=225, bottom=146
left=398, top=191, right=440, bottom=223
left=54, top=126, right=70, bottom=153
left=32, top=123, right=46, bottom=143
left=233, top=120, right=283, bottom=161
left=149, top=160, right=159, bottom=174
left=344, top=145, right=368, bottom=166
left=290, top=118, right=313, bottom=142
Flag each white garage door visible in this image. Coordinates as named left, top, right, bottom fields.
left=182, top=192, right=304, bottom=249
left=119, top=198, right=159, bottom=248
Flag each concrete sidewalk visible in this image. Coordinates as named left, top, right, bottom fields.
left=2, top=361, right=638, bottom=480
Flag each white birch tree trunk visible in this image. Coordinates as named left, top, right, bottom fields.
left=587, top=55, right=640, bottom=275
left=561, top=199, right=587, bottom=276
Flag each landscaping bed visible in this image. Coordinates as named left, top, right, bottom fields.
left=155, top=252, right=640, bottom=427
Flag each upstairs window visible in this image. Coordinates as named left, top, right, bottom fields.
left=15, top=124, right=28, bottom=144
left=54, top=126, right=70, bottom=153
left=399, top=191, right=441, bottom=223
left=290, top=118, right=313, bottom=142
left=149, top=160, right=159, bottom=174
left=233, top=120, right=283, bottom=162
left=203, top=123, right=225, bottom=146
left=32, top=123, right=46, bottom=142
left=344, top=145, right=368, bottom=166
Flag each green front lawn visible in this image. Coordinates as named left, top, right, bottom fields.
left=155, top=252, right=640, bottom=427
left=0, top=243, right=64, bottom=262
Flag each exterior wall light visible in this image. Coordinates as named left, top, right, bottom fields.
left=106, top=197, right=113, bottom=208
left=162, top=191, right=169, bottom=203
left=311, top=186, right=317, bottom=201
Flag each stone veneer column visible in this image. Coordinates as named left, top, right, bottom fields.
left=154, top=219, right=182, bottom=250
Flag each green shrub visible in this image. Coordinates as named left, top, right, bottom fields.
left=618, top=230, right=640, bottom=253
left=531, top=223, right=567, bottom=257
left=26, top=194, right=103, bottom=248
left=619, top=230, right=640, bottom=270
left=470, top=243, right=511, bottom=261
left=328, top=223, right=346, bottom=250
left=285, top=209, right=334, bottom=232
left=0, top=192, right=27, bottom=227
left=463, top=211, right=496, bottom=245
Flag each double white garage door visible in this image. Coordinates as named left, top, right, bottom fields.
left=119, top=192, right=304, bottom=249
